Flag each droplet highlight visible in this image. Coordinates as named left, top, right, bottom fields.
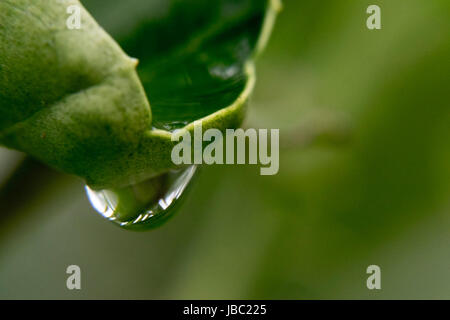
left=85, top=165, right=197, bottom=230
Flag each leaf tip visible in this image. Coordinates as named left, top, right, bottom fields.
left=130, top=57, right=139, bottom=68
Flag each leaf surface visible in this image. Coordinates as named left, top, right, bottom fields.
left=0, top=0, right=280, bottom=189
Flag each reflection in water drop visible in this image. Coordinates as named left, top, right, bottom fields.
left=151, top=121, right=189, bottom=132
left=85, top=165, right=197, bottom=230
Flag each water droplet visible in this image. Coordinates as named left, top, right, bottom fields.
left=85, top=165, right=197, bottom=230
left=151, top=121, right=189, bottom=131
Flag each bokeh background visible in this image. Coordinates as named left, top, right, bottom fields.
left=0, top=0, right=449, bottom=299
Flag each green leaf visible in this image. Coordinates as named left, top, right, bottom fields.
left=0, top=0, right=280, bottom=189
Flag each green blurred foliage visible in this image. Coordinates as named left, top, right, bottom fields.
left=0, top=0, right=449, bottom=299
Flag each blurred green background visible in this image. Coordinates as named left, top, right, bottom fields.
left=0, top=0, right=449, bottom=299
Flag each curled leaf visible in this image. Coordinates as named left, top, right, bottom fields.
left=0, top=0, right=280, bottom=189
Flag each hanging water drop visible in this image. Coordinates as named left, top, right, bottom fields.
left=85, top=165, right=197, bottom=230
